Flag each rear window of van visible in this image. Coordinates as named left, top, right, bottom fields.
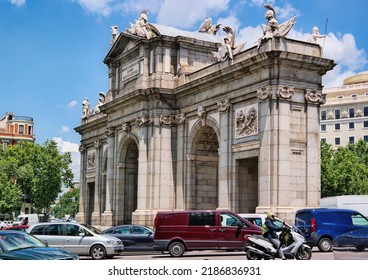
left=161, top=213, right=188, bottom=226
left=189, top=212, right=216, bottom=226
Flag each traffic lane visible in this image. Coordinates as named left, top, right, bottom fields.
left=80, top=250, right=327, bottom=260
left=79, top=248, right=367, bottom=260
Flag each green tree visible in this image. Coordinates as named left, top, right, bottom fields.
left=321, top=141, right=368, bottom=197
left=51, top=187, right=79, bottom=219
left=0, top=140, right=73, bottom=215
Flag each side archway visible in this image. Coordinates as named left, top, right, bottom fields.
left=116, top=135, right=139, bottom=224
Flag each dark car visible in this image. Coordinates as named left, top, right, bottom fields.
left=102, top=225, right=154, bottom=251
left=0, top=230, right=79, bottom=260
left=295, top=208, right=368, bottom=252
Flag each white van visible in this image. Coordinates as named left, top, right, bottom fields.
left=239, top=213, right=285, bottom=228
left=12, top=214, right=39, bottom=226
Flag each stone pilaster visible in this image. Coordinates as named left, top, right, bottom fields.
left=102, top=127, right=115, bottom=226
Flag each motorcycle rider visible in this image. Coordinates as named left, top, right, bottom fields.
left=264, top=212, right=286, bottom=259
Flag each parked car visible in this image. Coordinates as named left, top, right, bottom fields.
left=295, top=208, right=368, bottom=252
left=26, top=222, right=124, bottom=260
left=0, top=230, right=79, bottom=260
left=153, top=210, right=262, bottom=257
left=0, top=221, right=11, bottom=230
left=3, top=224, right=29, bottom=231
left=102, top=224, right=154, bottom=251
left=12, top=214, right=39, bottom=226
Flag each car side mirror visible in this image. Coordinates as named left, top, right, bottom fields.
left=236, top=221, right=243, bottom=228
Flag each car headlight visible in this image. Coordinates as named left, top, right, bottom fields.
left=107, top=240, right=122, bottom=245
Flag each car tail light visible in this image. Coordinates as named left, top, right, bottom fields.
left=311, top=218, right=316, bottom=232
left=243, top=235, right=249, bottom=242
left=154, top=215, right=158, bottom=229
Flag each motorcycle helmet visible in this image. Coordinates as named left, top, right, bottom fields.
left=267, top=211, right=276, bottom=221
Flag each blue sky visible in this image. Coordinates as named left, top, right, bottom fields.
left=1, top=0, right=367, bottom=181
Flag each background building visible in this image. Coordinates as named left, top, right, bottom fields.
left=0, top=112, right=35, bottom=220
left=321, top=72, right=368, bottom=147
left=0, top=112, right=35, bottom=149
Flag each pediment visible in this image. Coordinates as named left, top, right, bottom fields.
left=104, top=33, right=142, bottom=63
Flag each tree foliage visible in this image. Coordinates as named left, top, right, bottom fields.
left=321, top=140, right=368, bottom=197
left=51, top=187, right=80, bottom=219
left=0, top=140, right=74, bottom=214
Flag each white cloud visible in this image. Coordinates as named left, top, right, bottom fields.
left=156, top=0, right=230, bottom=28
left=70, top=0, right=114, bottom=16
left=9, top=0, right=25, bottom=7
left=288, top=29, right=368, bottom=87
left=60, top=125, right=70, bottom=133
left=53, top=137, right=80, bottom=181
left=68, top=100, right=78, bottom=108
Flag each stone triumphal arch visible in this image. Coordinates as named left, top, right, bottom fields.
left=75, top=9, right=335, bottom=227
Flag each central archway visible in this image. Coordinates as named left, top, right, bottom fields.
left=188, top=124, right=219, bottom=210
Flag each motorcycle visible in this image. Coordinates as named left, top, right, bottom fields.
left=244, top=223, right=312, bottom=260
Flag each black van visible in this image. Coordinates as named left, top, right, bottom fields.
left=295, top=208, right=368, bottom=252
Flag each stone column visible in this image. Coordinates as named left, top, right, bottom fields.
left=257, top=86, right=274, bottom=213
left=175, top=113, right=186, bottom=210
left=91, top=140, right=102, bottom=225
left=305, top=89, right=323, bottom=207
left=76, top=145, right=86, bottom=223
left=275, top=86, right=293, bottom=211
left=217, top=99, right=231, bottom=210
left=132, top=116, right=149, bottom=224
left=102, top=127, right=115, bottom=226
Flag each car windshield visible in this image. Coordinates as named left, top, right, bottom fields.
left=81, top=224, right=102, bottom=234
left=0, top=232, right=46, bottom=252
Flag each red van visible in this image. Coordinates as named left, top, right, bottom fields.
left=153, top=210, right=262, bottom=257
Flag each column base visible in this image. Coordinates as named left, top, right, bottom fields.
left=75, top=212, right=86, bottom=224
left=101, top=210, right=114, bottom=229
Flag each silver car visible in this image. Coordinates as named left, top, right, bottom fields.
left=26, top=222, right=124, bottom=260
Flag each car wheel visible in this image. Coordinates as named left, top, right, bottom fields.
left=168, top=241, right=185, bottom=257
left=355, top=245, right=366, bottom=252
left=90, top=244, right=107, bottom=260
left=295, top=247, right=312, bottom=260
left=318, top=238, right=332, bottom=252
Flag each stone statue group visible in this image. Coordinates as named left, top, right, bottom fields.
left=84, top=3, right=327, bottom=118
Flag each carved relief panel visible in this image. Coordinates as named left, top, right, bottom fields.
left=87, top=150, right=96, bottom=170
left=235, top=104, right=258, bottom=139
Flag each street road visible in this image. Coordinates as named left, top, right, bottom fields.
left=80, top=247, right=368, bottom=260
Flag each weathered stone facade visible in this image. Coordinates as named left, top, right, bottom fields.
left=75, top=23, right=335, bottom=227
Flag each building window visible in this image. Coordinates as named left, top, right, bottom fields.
left=321, top=138, right=326, bottom=144
left=335, top=137, right=341, bottom=145
left=335, top=123, right=340, bottom=130
left=364, top=107, right=368, bottom=117
left=349, top=108, right=355, bottom=118
left=364, top=135, right=368, bottom=142
left=349, top=122, right=355, bottom=129
left=335, top=109, right=341, bottom=119
left=321, top=110, right=326, bottom=121
left=349, top=136, right=355, bottom=144
left=337, top=95, right=344, bottom=101
left=28, top=126, right=32, bottom=135
left=2, top=141, right=8, bottom=150
left=351, top=94, right=358, bottom=100
left=19, top=125, right=24, bottom=134
left=321, top=124, right=326, bottom=131
left=364, top=121, right=368, bottom=128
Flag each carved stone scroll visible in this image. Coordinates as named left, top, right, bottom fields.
left=277, top=85, right=294, bottom=100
